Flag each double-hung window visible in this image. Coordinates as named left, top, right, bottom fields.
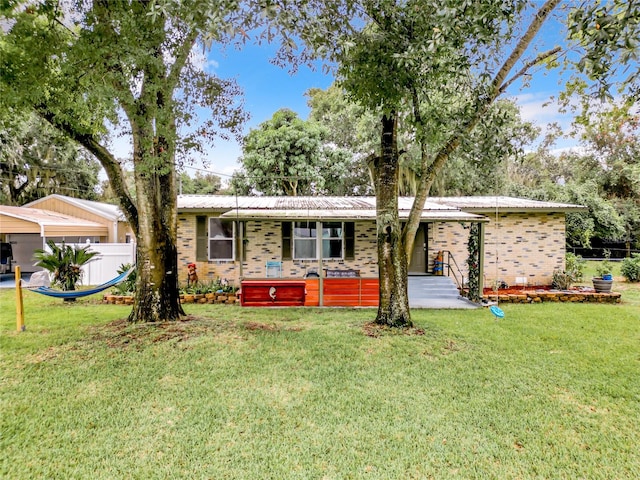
left=209, top=218, right=234, bottom=260
left=293, top=221, right=317, bottom=260
left=322, top=222, right=343, bottom=259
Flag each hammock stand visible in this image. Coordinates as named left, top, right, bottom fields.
left=26, top=267, right=135, bottom=299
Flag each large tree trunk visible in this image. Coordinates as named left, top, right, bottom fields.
left=371, top=113, right=412, bottom=328
left=128, top=168, right=184, bottom=322
left=126, top=108, right=185, bottom=322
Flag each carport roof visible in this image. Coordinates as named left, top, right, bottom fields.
left=0, top=205, right=108, bottom=237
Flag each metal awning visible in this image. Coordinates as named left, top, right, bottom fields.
left=219, top=209, right=487, bottom=222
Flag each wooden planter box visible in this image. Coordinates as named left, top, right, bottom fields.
left=240, top=280, right=306, bottom=306
left=303, top=277, right=379, bottom=307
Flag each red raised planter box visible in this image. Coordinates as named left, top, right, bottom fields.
left=323, top=277, right=379, bottom=307
left=240, top=280, right=306, bottom=307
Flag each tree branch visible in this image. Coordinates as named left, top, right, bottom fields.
left=499, top=46, right=562, bottom=94
left=35, top=106, right=139, bottom=233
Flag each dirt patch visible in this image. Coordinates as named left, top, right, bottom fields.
left=362, top=322, right=425, bottom=338
left=88, top=315, right=217, bottom=350
left=244, top=321, right=280, bottom=332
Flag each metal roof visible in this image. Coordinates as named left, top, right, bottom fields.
left=25, top=194, right=127, bottom=221
left=180, top=194, right=582, bottom=220
left=430, top=196, right=586, bottom=212
left=220, top=209, right=486, bottom=222
left=180, top=195, right=461, bottom=212
left=0, top=205, right=109, bottom=236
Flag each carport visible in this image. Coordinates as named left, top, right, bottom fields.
left=0, top=206, right=108, bottom=273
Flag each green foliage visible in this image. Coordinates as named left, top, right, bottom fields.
left=179, top=171, right=222, bottom=195
left=552, top=270, right=573, bottom=290
left=620, top=254, right=640, bottom=282
left=232, top=108, right=355, bottom=196
left=466, top=223, right=481, bottom=302
left=568, top=0, right=640, bottom=99
left=551, top=253, right=587, bottom=289
left=0, top=109, right=100, bottom=205
left=565, top=252, right=587, bottom=283
left=33, top=240, right=99, bottom=291
left=180, top=278, right=237, bottom=295
left=595, top=249, right=613, bottom=277
left=111, top=263, right=137, bottom=295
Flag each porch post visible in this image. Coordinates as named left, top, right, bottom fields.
left=238, top=221, right=243, bottom=280
left=478, top=222, right=485, bottom=300
left=317, top=221, right=324, bottom=306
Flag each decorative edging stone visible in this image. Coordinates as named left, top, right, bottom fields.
left=482, top=290, right=621, bottom=304
left=103, top=294, right=239, bottom=305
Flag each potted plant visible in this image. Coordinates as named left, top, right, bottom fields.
left=592, top=250, right=614, bottom=293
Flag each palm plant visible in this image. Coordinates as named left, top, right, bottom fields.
left=33, top=240, right=99, bottom=292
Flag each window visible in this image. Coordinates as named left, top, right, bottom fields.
left=293, top=221, right=317, bottom=259
left=209, top=218, right=234, bottom=260
left=322, top=222, right=343, bottom=259
left=284, top=221, right=355, bottom=260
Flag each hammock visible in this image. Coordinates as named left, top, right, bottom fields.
left=27, top=267, right=135, bottom=299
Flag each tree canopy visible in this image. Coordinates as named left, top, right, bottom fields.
left=0, top=109, right=100, bottom=205
left=231, top=108, right=356, bottom=196
left=1, top=0, right=248, bottom=322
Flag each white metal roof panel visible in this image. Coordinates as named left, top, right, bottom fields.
left=431, top=196, right=586, bottom=212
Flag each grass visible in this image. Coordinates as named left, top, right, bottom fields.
left=1, top=281, right=639, bottom=479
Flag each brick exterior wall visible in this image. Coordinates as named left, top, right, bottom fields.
left=177, top=214, right=378, bottom=287
left=177, top=211, right=566, bottom=288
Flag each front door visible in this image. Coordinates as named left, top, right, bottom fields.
left=408, top=224, right=428, bottom=274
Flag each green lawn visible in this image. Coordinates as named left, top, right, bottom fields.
left=1, top=283, right=639, bottom=479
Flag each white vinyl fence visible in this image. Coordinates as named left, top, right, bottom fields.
left=68, top=243, right=136, bottom=286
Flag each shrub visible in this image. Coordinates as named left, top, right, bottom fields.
left=565, top=253, right=586, bottom=283
left=552, top=270, right=573, bottom=290
left=595, top=249, right=613, bottom=277
left=33, top=240, right=99, bottom=291
left=112, top=263, right=137, bottom=295
left=621, top=254, right=640, bottom=282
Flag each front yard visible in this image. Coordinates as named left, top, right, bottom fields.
left=1, top=278, right=638, bottom=479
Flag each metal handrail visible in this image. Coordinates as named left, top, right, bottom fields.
left=442, top=250, right=465, bottom=290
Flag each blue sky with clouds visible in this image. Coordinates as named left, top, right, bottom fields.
left=193, top=41, right=580, bottom=183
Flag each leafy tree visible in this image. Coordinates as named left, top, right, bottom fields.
left=507, top=101, right=639, bottom=250
left=231, top=108, right=354, bottom=196
left=179, top=171, right=222, bottom=195
left=1, top=1, right=248, bottom=321
left=335, top=0, right=555, bottom=327
left=280, top=0, right=638, bottom=327
left=33, top=240, right=100, bottom=297
left=306, top=84, right=538, bottom=197
left=0, top=109, right=100, bottom=205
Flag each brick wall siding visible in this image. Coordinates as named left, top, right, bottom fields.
left=177, top=212, right=566, bottom=288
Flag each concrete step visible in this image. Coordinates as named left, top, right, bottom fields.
left=408, top=276, right=461, bottom=299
